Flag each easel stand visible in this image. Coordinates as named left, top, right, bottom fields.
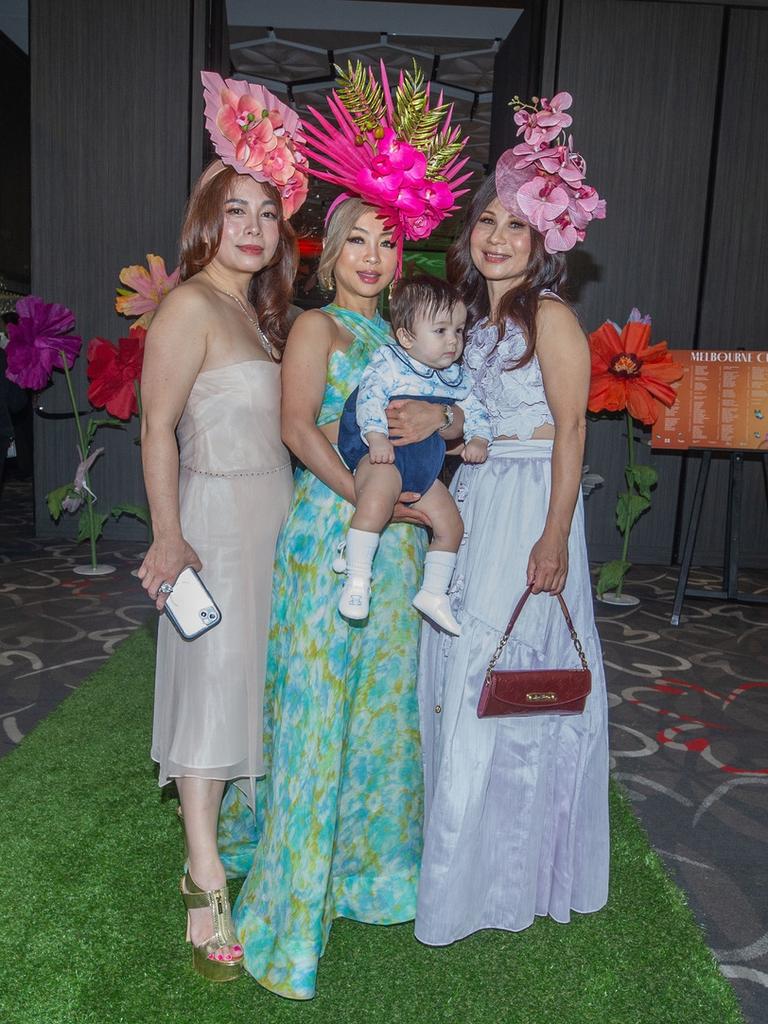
left=671, top=449, right=768, bottom=625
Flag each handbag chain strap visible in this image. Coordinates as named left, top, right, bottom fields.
left=485, top=585, right=589, bottom=679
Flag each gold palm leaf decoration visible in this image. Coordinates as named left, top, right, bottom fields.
left=335, top=61, right=386, bottom=135
left=394, top=62, right=447, bottom=151
left=426, top=129, right=466, bottom=181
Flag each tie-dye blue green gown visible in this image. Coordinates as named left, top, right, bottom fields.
left=218, top=304, right=427, bottom=1000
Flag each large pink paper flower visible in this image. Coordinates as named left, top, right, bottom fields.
left=115, top=253, right=180, bottom=331
left=201, top=71, right=308, bottom=216
left=5, top=296, right=83, bottom=391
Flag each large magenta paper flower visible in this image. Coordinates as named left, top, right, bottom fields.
left=5, top=296, right=83, bottom=390
left=87, top=327, right=146, bottom=420
left=115, top=254, right=180, bottom=331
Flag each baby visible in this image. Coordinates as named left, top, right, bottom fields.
left=336, top=273, right=492, bottom=635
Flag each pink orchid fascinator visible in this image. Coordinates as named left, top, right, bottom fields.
left=200, top=71, right=309, bottom=217
left=300, top=60, right=471, bottom=257
left=496, top=92, right=605, bottom=254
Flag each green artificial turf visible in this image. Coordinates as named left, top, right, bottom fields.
left=0, top=628, right=743, bottom=1024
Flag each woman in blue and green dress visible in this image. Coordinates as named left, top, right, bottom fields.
left=217, top=196, right=459, bottom=999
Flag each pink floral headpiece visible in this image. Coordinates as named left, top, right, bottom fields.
left=495, top=92, right=605, bottom=253
left=301, top=60, right=471, bottom=251
left=200, top=71, right=309, bottom=217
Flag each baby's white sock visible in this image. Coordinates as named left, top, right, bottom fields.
left=421, top=550, right=457, bottom=596
left=345, top=528, right=380, bottom=580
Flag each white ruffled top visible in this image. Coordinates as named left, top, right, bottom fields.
left=463, top=292, right=560, bottom=440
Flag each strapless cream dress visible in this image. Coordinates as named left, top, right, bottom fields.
left=151, top=359, right=292, bottom=790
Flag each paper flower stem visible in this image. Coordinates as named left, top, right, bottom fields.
left=134, top=379, right=143, bottom=422
left=133, top=379, right=152, bottom=544
left=616, top=410, right=635, bottom=597
left=60, top=350, right=98, bottom=569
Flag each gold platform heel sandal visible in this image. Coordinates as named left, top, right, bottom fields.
left=180, top=872, right=244, bottom=982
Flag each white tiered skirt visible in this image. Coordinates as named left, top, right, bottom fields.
left=415, top=440, right=610, bottom=945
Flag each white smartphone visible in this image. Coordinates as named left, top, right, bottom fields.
left=163, top=567, right=222, bottom=641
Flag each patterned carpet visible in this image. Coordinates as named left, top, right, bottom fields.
left=1, top=476, right=766, bottom=1023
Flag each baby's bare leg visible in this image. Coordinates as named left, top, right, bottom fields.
left=350, top=459, right=403, bottom=533
left=411, top=480, right=464, bottom=552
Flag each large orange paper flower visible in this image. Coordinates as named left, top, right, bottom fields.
left=588, top=314, right=683, bottom=425
left=115, top=253, right=179, bottom=331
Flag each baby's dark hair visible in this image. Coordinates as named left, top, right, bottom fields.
left=389, top=272, right=463, bottom=338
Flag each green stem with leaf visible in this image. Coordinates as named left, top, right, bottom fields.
left=596, top=413, right=658, bottom=599
left=134, top=379, right=143, bottom=422
left=60, top=350, right=98, bottom=569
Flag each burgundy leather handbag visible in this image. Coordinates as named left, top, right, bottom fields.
left=476, top=585, right=591, bottom=718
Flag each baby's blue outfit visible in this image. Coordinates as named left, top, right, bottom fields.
left=337, top=344, right=492, bottom=495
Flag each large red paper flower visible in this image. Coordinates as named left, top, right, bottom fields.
left=5, top=296, right=83, bottom=390
left=588, top=313, right=683, bottom=425
left=86, top=328, right=145, bottom=420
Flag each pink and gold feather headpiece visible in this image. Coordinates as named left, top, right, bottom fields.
left=301, top=60, right=472, bottom=246
left=200, top=70, right=309, bottom=217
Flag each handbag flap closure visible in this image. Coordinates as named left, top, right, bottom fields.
left=489, top=668, right=591, bottom=709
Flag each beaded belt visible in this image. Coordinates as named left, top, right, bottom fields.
left=180, top=462, right=291, bottom=479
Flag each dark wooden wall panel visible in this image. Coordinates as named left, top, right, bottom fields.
left=0, top=31, right=30, bottom=287
left=490, top=1, right=549, bottom=166
left=683, top=7, right=768, bottom=566
left=553, top=0, right=723, bottom=563
left=31, top=0, right=207, bottom=539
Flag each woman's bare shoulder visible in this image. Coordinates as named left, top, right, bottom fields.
left=536, top=294, right=582, bottom=336
left=288, top=307, right=339, bottom=346
left=150, top=275, right=215, bottom=328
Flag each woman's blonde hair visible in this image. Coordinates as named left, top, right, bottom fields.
left=317, top=197, right=371, bottom=291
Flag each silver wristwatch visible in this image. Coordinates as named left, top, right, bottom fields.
left=438, top=404, right=454, bottom=433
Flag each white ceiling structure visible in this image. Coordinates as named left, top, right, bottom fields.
left=225, top=0, right=522, bottom=240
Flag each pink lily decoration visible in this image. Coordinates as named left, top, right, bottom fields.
left=61, top=447, right=104, bottom=512
left=115, top=253, right=180, bottom=331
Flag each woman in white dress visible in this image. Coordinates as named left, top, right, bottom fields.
left=415, top=106, right=610, bottom=944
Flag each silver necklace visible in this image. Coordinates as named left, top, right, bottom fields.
left=224, top=290, right=275, bottom=359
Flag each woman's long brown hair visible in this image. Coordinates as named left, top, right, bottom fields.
left=446, top=173, right=566, bottom=369
left=178, top=161, right=298, bottom=358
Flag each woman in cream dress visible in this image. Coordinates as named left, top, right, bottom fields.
left=138, top=160, right=297, bottom=979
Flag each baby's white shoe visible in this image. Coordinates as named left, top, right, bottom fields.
left=339, top=576, right=371, bottom=620
left=412, top=589, right=461, bottom=636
